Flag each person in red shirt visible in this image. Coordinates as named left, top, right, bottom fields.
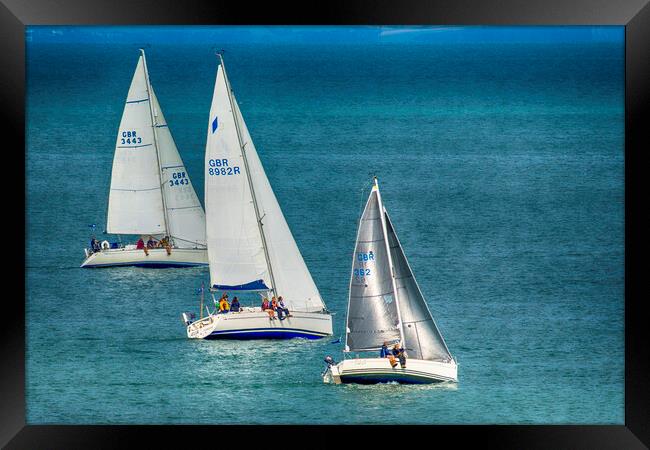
left=261, top=298, right=276, bottom=320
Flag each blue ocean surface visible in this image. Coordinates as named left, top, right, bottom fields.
left=25, top=26, right=624, bottom=424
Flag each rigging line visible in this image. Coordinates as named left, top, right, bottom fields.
left=171, top=236, right=206, bottom=246
left=356, top=178, right=373, bottom=230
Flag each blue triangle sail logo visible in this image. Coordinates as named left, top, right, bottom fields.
left=211, top=116, right=218, bottom=133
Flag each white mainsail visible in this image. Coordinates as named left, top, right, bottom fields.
left=107, top=54, right=166, bottom=235
left=204, top=56, right=326, bottom=312
left=344, top=178, right=453, bottom=362
left=106, top=51, right=205, bottom=247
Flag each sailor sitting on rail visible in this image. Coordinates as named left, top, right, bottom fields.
left=230, top=296, right=241, bottom=312
left=218, top=294, right=230, bottom=314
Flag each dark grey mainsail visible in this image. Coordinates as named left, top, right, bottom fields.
left=385, top=212, right=453, bottom=362
left=345, top=186, right=401, bottom=352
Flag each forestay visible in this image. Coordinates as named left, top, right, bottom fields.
left=151, top=88, right=206, bottom=248
left=107, top=55, right=167, bottom=235
left=345, top=185, right=401, bottom=352
left=385, top=212, right=453, bottom=362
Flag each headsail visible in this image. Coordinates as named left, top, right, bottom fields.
left=233, top=95, right=325, bottom=312
left=106, top=54, right=166, bottom=235
left=345, top=183, right=401, bottom=352
left=204, top=57, right=326, bottom=312
left=151, top=87, right=206, bottom=248
left=385, top=212, right=453, bottom=362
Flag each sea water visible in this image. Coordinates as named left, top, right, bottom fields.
left=25, top=26, right=624, bottom=424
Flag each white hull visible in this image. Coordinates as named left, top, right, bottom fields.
left=186, top=308, right=332, bottom=340
left=81, top=247, right=208, bottom=268
left=327, top=357, right=457, bottom=384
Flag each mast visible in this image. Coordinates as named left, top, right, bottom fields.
left=140, top=49, right=172, bottom=242
left=199, top=282, right=204, bottom=320
left=217, top=53, right=277, bottom=295
left=374, top=177, right=406, bottom=347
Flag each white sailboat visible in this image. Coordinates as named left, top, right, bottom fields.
left=82, top=50, right=208, bottom=268
left=183, top=54, right=332, bottom=339
left=325, top=177, right=457, bottom=384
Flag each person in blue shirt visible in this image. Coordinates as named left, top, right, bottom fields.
left=90, top=236, right=101, bottom=253
left=276, top=296, right=291, bottom=320
left=230, top=296, right=241, bottom=312
left=392, top=344, right=407, bottom=368
left=379, top=342, right=391, bottom=358
left=146, top=235, right=157, bottom=249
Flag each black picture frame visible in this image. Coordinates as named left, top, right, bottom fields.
left=3, top=0, right=648, bottom=447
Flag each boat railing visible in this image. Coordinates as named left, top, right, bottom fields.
left=188, top=315, right=214, bottom=331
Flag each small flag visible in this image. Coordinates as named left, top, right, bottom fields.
left=211, top=116, right=218, bottom=133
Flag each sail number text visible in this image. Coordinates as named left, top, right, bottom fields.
left=169, top=172, right=189, bottom=187
left=353, top=251, right=374, bottom=278
left=120, top=130, right=142, bottom=145
left=357, top=251, right=375, bottom=261
left=208, top=158, right=241, bottom=176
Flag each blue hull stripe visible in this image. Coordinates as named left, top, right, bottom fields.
left=340, top=370, right=454, bottom=384
left=205, top=327, right=328, bottom=340
left=341, top=375, right=442, bottom=385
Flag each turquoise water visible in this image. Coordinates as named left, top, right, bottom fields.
left=26, top=27, right=624, bottom=424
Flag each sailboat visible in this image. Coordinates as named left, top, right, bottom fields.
left=325, top=177, right=457, bottom=384
left=183, top=54, right=332, bottom=339
left=81, top=50, right=208, bottom=268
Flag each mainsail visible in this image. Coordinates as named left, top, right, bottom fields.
left=107, top=54, right=166, bottom=235
left=106, top=51, right=206, bottom=247
left=345, top=178, right=453, bottom=362
left=204, top=56, right=325, bottom=312
left=345, top=183, right=402, bottom=352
